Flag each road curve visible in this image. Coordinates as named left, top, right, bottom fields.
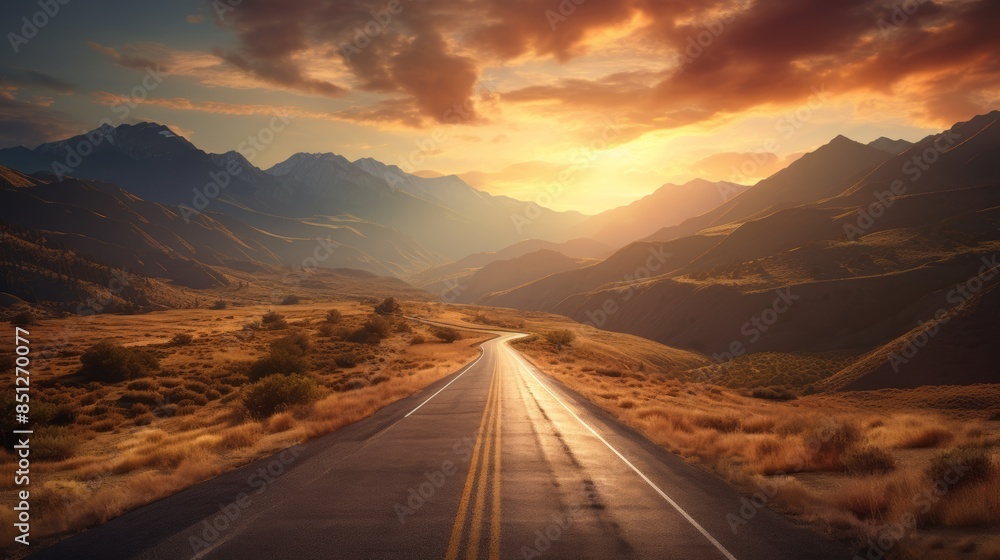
left=30, top=332, right=853, bottom=560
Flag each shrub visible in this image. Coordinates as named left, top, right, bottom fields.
left=79, top=341, right=159, bottom=382
left=843, top=446, right=897, bottom=474
left=352, top=314, right=391, bottom=343
left=261, top=311, right=288, bottom=330
left=10, top=311, right=36, bottom=326
left=334, top=352, right=359, bottom=368
left=248, top=349, right=309, bottom=382
left=596, top=368, right=624, bottom=378
left=325, top=309, right=343, bottom=324
left=170, top=333, right=194, bottom=346
left=410, top=334, right=425, bottom=345
left=545, top=330, right=576, bottom=351
left=317, top=323, right=335, bottom=337
left=281, top=295, right=301, bottom=305
left=927, top=447, right=992, bottom=489
left=126, top=379, right=157, bottom=391
left=750, top=386, right=797, bottom=401
left=374, top=297, right=401, bottom=316
left=33, top=427, right=79, bottom=461
left=243, top=374, right=321, bottom=419
left=395, top=321, right=412, bottom=334
left=272, top=331, right=311, bottom=355
left=210, top=300, right=227, bottom=310
left=431, top=326, right=461, bottom=343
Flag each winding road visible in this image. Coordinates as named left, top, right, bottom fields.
left=31, top=331, right=853, bottom=560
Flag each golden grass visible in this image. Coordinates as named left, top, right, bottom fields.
left=509, top=323, right=1000, bottom=560
left=0, top=300, right=486, bottom=551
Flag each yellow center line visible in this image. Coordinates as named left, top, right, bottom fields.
left=465, top=360, right=501, bottom=560
left=445, top=357, right=499, bottom=560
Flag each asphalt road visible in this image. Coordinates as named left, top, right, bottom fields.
left=30, top=332, right=854, bottom=560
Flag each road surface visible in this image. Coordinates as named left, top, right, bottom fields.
left=31, top=332, right=853, bottom=560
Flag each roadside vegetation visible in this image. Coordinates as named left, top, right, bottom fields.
left=0, top=298, right=483, bottom=548
left=510, top=329, right=1000, bottom=560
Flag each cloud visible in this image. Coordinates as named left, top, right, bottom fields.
left=88, top=92, right=426, bottom=127
left=688, top=151, right=803, bottom=181
left=0, top=93, right=82, bottom=148
left=87, top=41, right=167, bottom=72
left=499, top=0, right=1000, bottom=132
left=0, top=68, right=74, bottom=94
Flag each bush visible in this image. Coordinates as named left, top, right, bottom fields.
left=410, top=334, right=425, bottom=345
left=272, top=331, right=311, bottom=355
left=431, top=326, right=461, bottom=343
left=395, top=321, right=412, bottom=334
left=243, top=374, right=321, bottom=419
left=347, top=315, right=392, bottom=344
left=170, top=333, right=194, bottom=346
left=374, top=297, right=401, bottom=316
left=261, top=311, right=288, bottom=330
left=750, top=386, right=798, bottom=401
left=281, top=295, right=301, bottom=305
left=79, top=341, right=159, bottom=382
left=317, top=323, right=335, bottom=337
left=843, top=446, right=897, bottom=474
left=248, top=349, right=309, bottom=382
left=210, top=300, right=228, bottom=310
left=10, top=311, right=36, bottom=326
left=927, top=447, right=992, bottom=489
left=545, top=330, right=576, bottom=350
left=33, top=426, right=79, bottom=461
left=334, top=352, right=359, bottom=368
left=325, top=309, right=343, bottom=324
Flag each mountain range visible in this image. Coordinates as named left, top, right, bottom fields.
left=3, top=112, right=998, bottom=391
left=477, top=111, right=1000, bottom=389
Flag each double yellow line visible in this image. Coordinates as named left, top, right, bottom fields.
left=445, top=359, right=502, bottom=560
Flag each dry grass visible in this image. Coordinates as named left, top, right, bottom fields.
left=509, top=322, right=1000, bottom=560
left=0, top=299, right=486, bottom=553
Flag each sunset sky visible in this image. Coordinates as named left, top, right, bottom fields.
left=2, top=0, right=998, bottom=213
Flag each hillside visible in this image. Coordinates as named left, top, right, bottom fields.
left=482, top=112, right=1000, bottom=390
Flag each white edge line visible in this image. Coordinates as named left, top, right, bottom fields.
left=505, top=345, right=739, bottom=560
left=404, top=350, right=486, bottom=417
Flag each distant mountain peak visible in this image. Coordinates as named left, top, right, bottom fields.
left=868, top=136, right=913, bottom=155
